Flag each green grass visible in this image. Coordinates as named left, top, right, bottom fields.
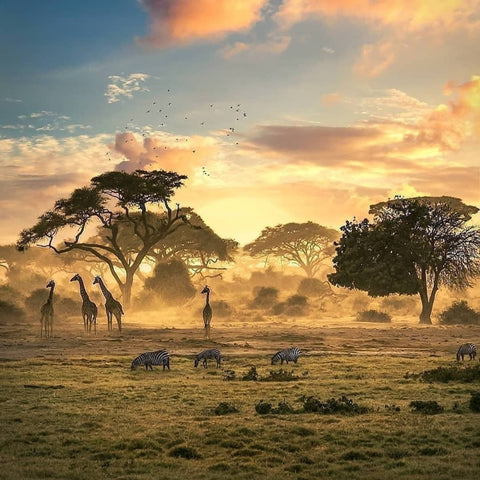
left=1, top=321, right=480, bottom=479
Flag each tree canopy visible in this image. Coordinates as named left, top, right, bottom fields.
left=328, top=196, right=480, bottom=324
left=17, top=169, right=193, bottom=306
left=244, top=221, right=339, bottom=277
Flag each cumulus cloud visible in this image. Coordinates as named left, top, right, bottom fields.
left=111, top=131, right=218, bottom=175
left=105, top=73, right=150, bottom=103
left=137, top=0, right=267, bottom=48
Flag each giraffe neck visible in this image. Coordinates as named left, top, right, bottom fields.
left=47, top=285, right=55, bottom=304
left=205, top=291, right=210, bottom=306
left=76, top=276, right=91, bottom=302
left=98, top=278, right=113, bottom=301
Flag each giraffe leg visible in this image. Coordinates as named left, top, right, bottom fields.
left=115, top=313, right=122, bottom=332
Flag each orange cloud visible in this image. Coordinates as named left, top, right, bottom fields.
left=137, top=0, right=267, bottom=48
left=111, top=132, right=216, bottom=176
left=274, top=0, right=480, bottom=32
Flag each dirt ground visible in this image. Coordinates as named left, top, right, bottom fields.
left=2, top=312, right=479, bottom=364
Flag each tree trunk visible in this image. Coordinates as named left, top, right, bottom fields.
left=419, top=299, right=433, bottom=324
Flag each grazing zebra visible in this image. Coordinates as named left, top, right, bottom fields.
left=194, top=348, right=221, bottom=368
left=456, top=343, right=477, bottom=361
left=131, top=349, right=170, bottom=370
left=271, top=347, right=301, bottom=365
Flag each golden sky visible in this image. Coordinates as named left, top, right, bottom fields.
left=0, top=0, right=479, bottom=245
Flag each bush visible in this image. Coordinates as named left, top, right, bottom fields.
left=409, top=400, right=444, bottom=415
left=211, top=300, right=234, bottom=318
left=0, top=285, right=23, bottom=305
left=439, top=300, right=480, bottom=325
left=144, top=259, right=195, bottom=305
left=169, top=446, right=201, bottom=459
left=297, top=278, right=331, bottom=298
left=255, top=399, right=294, bottom=415
left=260, top=369, right=298, bottom=382
left=214, top=402, right=238, bottom=415
left=250, top=287, right=279, bottom=308
left=469, top=392, right=480, bottom=412
left=356, top=309, right=391, bottom=323
left=300, top=395, right=368, bottom=414
left=414, top=364, right=480, bottom=383
left=242, top=366, right=259, bottom=381
left=0, top=300, right=26, bottom=324
left=272, top=295, right=308, bottom=317
left=24, top=289, right=80, bottom=318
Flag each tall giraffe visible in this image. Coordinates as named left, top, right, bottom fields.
left=40, top=280, right=55, bottom=338
left=70, top=274, right=98, bottom=334
left=93, top=275, right=123, bottom=332
left=201, top=285, right=212, bottom=338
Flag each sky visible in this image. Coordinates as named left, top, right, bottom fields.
left=0, top=0, right=479, bottom=246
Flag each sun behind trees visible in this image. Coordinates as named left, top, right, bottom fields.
left=328, top=196, right=480, bottom=324
left=16, top=170, right=199, bottom=307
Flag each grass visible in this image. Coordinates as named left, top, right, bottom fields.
left=1, top=316, right=480, bottom=479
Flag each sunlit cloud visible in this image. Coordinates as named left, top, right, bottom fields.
left=111, top=131, right=219, bottom=176
left=0, top=133, right=113, bottom=244
left=353, top=42, right=395, bottom=78
left=274, top=0, right=480, bottom=33
left=321, top=93, right=342, bottom=106
left=105, top=73, right=151, bottom=103
left=137, top=0, right=268, bottom=48
left=2, top=97, right=22, bottom=103
left=221, top=34, right=291, bottom=58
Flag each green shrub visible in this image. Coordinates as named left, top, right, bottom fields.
left=300, top=395, right=368, bottom=414
left=469, top=392, right=480, bottom=412
left=439, top=300, right=480, bottom=325
left=255, top=400, right=272, bottom=414
left=409, top=400, right=444, bottom=414
left=415, top=364, right=480, bottom=383
left=255, top=400, right=294, bottom=415
left=356, top=309, right=391, bottom=323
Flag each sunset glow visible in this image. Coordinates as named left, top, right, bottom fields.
left=0, top=0, right=479, bottom=246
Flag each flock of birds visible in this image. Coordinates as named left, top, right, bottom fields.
left=104, top=89, right=250, bottom=176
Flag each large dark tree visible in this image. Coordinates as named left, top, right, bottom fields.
left=244, top=222, right=339, bottom=277
left=17, top=170, right=194, bottom=306
left=328, top=196, right=480, bottom=324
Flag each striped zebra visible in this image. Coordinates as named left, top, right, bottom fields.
left=131, top=349, right=170, bottom=370
left=194, top=348, right=221, bottom=368
left=271, top=347, right=301, bottom=365
left=456, top=343, right=477, bottom=361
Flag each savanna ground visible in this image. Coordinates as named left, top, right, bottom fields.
left=1, top=311, right=480, bottom=480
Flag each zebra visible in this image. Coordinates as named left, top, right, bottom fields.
left=271, top=347, right=301, bottom=365
left=194, top=348, right=221, bottom=368
left=456, top=343, right=477, bottom=361
left=131, top=349, right=170, bottom=370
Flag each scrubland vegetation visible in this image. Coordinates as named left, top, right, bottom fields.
left=1, top=306, right=480, bottom=480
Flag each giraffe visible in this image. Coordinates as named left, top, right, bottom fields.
left=201, top=285, right=212, bottom=338
left=93, top=275, right=123, bottom=332
left=40, top=280, right=55, bottom=338
left=70, top=274, right=98, bottom=334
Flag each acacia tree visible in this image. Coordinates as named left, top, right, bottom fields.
left=17, top=169, right=194, bottom=306
left=148, top=209, right=238, bottom=279
left=244, top=222, right=339, bottom=277
left=328, top=196, right=480, bottom=324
